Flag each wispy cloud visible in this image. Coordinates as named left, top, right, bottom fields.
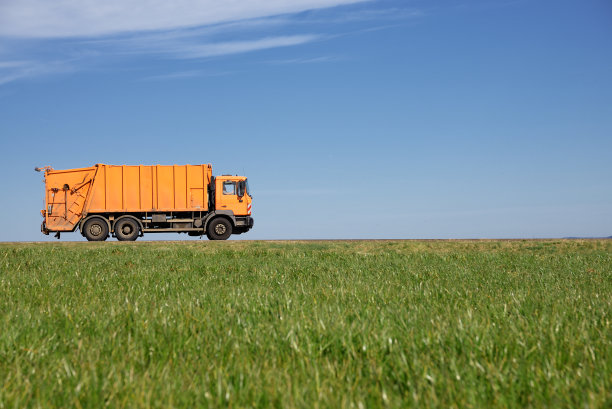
left=140, top=70, right=234, bottom=81
left=303, top=7, right=425, bottom=24
left=0, top=59, right=73, bottom=85
left=172, top=35, right=320, bottom=59
left=0, top=30, right=323, bottom=85
left=0, top=1, right=424, bottom=85
left=0, top=0, right=367, bottom=38
left=103, top=33, right=321, bottom=59
left=265, top=55, right=342, bottom=65
left=0, top=61, right=31, bottom=69
left=79, top=16, right=296, bottom=47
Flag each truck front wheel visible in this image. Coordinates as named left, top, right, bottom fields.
left=207, top=217, right=232, bottom=240
left=82, top=217, right=109, bottom=241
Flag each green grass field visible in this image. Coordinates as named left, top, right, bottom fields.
left=0, top=240, right=610, bottom=408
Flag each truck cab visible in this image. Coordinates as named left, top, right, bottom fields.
left=214, top=176, right=253, bottom=235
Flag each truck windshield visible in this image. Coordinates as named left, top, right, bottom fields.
left=245, top=179, right=250, bottom=196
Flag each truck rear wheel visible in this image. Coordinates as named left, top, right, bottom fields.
left=115, top=218, right=140, bottom=241
left=82, top=217, right=109, bottom=241
left=207, top=217, right=232, bottom=240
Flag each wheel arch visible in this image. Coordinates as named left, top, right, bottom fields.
left=112, top=215, right=144, bottom=236
left=79, top=215, right=111, bottom=235
left=203, top=211, right=236, bottom=231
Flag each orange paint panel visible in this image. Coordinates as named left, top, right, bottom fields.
left=188, top=165, right=203, bottom=187
left=124, top=166, right=140, bottom=209
left=191, top=165, right=207, bottom=208
left=106, top=166, right=123, bottom=209
left=156, top=166, right=174, bottom=209
left=88, top=165, right=106, bottom=210
left=189, top=189, right=204, bottom=208
left=174, top=165, right=187, bottom=209
left=140, top=166, right=153, bottom=209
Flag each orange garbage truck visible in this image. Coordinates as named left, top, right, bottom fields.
left=36, top=164, right=254, bottom=241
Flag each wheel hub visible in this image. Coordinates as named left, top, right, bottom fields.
left=215, top=224, right=226, bottom=235
left=90, top=224, right=102, bottom=236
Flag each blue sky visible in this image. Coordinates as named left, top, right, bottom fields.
left=0, top=0, right=611, bottom=240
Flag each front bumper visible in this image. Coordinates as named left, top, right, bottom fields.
left=235, top=216, right=254, bottom=231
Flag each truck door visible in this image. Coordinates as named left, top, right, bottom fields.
left=215, top=178, right=248, bottom=215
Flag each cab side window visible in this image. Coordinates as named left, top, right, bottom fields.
left=223, top=181, right=236, bottom=195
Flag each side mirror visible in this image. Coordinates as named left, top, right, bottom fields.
left=237, top=181, right=245, bottom=197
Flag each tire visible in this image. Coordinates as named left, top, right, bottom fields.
left=115, top=218, right=140, bottom=241
left=206, top=217, right=232, bottom=240
left=82, top=217, right=109, bottom=241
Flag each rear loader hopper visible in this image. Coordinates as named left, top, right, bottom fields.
left=36, top=164, right=254, bottom=241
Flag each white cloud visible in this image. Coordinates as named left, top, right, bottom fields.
left=82, top=30, right=321, bottom=60
left=265, top=55, right=341, bottom=64
left=166, top=35, right=320, bottom=59
left=0, top=60, right=31, bottom=69
left=0, top=0, right=367, bottom=38
left=303, top=6, right=425, bottom=23
left=0, top=60, right=73, bottom=85
left=140, top=70, right=235, bottom=81
left=0, top=1, right=422, bottom=85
